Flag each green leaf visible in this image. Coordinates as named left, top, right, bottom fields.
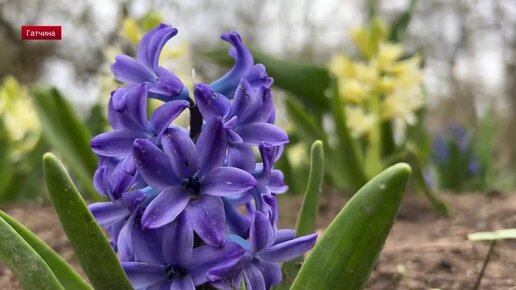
left=290, top=163, right=412, bottom=290
left=406, top=146, right=451, bottom=217
left=329, top=79, right=368, bottom=191
left=43, top=153, right=133, bottom=290
left=252, top=51, right=330, bottom=111
left=285, top=97, right=327, bottom=143
left=33, top=87, right=99, bottom=200
left=0, top=215, right=64, bottom=290
left=278, top=140, right=324, bottom=290
left=468, top=229, right=516, bottom=241
left=0, top=211, right=92, bottom=290
left=388, top=0, right=418, bottom=42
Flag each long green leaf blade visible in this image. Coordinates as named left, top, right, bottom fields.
left=0, top=215, right=64, bottom=290
left=33, top=88, right=99, bottom=200
left=0, top=211, right=92, bottom=290
left=291, top=163, right=412, bottom=290
left=277, top=140, right=324, bottom=290
left=43, top=153, right=133, bottom=290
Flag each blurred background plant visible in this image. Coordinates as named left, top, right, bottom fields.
left=0, top=76, right=44, bottom=201
left=0, top=0, right=515, bottom=209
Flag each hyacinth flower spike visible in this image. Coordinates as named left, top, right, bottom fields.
left=91, top=84, right=189, bottom=158
left=122, top=214, right=246, bottom=290
left=111, top=23, right=187, bottom=101
left=133, top=119, right=256, bottom=246
left=211, top=211, right=317, bottom=289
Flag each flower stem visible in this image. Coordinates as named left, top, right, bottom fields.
left=188, top=98, right=203, bottom=141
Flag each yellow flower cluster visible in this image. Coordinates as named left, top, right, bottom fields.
left=0, top=76, right=41, bottom=160
left=328, top=19, right=424, bottom=138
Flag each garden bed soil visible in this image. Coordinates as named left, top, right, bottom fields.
left=1, top=192, right=515, bottom=290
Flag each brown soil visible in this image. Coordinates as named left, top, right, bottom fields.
left=0, top=193, right=515, bottom=290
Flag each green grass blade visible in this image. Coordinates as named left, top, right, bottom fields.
left=295, top=140, right=325, bottom=236
left=0, top=215, right=64, bottom=290
left=277, top=140, right=324, bottom=290
left=43, top=153, right=133, bottom=290
left=33, top=88, right=99, bottom=200
left=0, top=211, right=92, bottom=290
left=291, top=163, right=412, bottom=290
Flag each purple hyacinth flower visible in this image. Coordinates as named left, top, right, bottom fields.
left=122, top=214, right=246, bottom=290
left=91, top=84, right=189, bottom=158
left=111, top=24, right=186, bottom=101
left=209, top=211, right=317, bottom=289
left=133, top=118, right=256, bottom=246
left=194, top=81, right=288, bottom=173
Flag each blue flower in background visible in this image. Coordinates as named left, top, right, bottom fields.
left=89, top=23, right=317, bottom=290
left=431, top=121, right=483, bottom=190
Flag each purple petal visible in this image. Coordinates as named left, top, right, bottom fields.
left=89, top=201, right=130, bottom=227
left=273, top=229, right=296, bottom=245
left=118, top=215, right=135, bottom=262
left=257, top=234, right=317, bottom=262
left=111, top=55, right=156, bottom=83
left=258, top=143, right=276, bottom=181
left=170, top=275, right=195, bottom=290
left=91, top=130, right=147, bottom=157
left=136, top=24, right=178, bottom=71
left=141, top=186, right=190, bottom=229
left=244, top=264, right=266, bottom=290
left=161, top=127, right=199, bottom=178
left=239, top=87, right=274, bottom=125
left=190, top=242, right=247, bottom=285
left=150, top=99, right=189, bottom=137
left=227, top=143, right=256, bottom=173
left=186, top=195, right=225, bottom=247
left=203, top=167, right=256, bottom=196
left=210, top=32, right=253, bottom=98
left=132, top=226, right=165, bottom=265
left=227, top=79, right=253, bottom=120
left=108, top=85, right=148, bottom=131
left=122, top=262, right=164, bottom=289
left=148, top=67, right=184, bottom=98
left=246, top=64, right=273, bottom=89
left=223, top=198, right=251, bottom=237
left=194, top=83, right=231, bottom=121
left=120, top=190, right=146, bottom=211
left=269, top=170, right=288, bottom=194
left=249, top=211, right=275, bottom=252
left=162, top=213, right=193, bottom=266
left=196, top=118, right=227, bottom=175
left=110, top=157, right=138, bottom=198
left=255, top=260, right=281, bottom=288
left=235, top=123, right=288, bottom=145
left=93, top=166, right=111, bottom=198
left=133, top=139, right=178, bottom=191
